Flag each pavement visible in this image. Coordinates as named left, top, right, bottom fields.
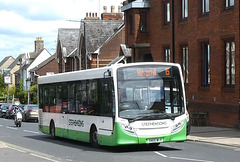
left=0, top=126, right=240, bottom=162
left=187, top=126, right=240, bottom=148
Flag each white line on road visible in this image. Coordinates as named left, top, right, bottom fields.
left=23, top=130, right=40, bottom=134
left=6, top=126, right=18, bottom=130
left=7, top=146, right=27, bottom=153
left=30, top=153, right=60, bottom=162
left=0, top=125, right=3, bottom=127
left=154, top=152, right=215, bottom=162
left=154, top=151, right=168, bottom=157
left=170, top=156, right=215, bottom=162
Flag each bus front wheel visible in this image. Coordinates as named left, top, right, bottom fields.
left=90, top=126, right=99, bottom=148
left=50, top=121, right=56, bottom=140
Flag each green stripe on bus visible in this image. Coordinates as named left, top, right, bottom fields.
left=39, top=121, right=187, bottom=146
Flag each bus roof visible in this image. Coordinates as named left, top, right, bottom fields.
left=38, top=62, right=181, bottom=85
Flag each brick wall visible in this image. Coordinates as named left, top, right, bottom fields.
left=35, top=59, right=59, bottom=76
left=91, top=27, right=125, bottom=68
left=124, top=0, right=240, bottom=127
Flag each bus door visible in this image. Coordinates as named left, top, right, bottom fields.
left=98, top=78, right=114, bottom=136
left=56, top=83, right=68, bottom=137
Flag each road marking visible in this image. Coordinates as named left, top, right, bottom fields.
left=7, top=126, right=18, bottom=130
left=0, top=125, right=3, bottom=127
left=170, top=156, right=215, bottom=162
left=23, top=130, right=40, bottom=134
left=7, top=146, right=27, bottom=153
left=2, top=141, right=61, bottom=162
left=154, top=152, right=215, bottom=162
left=30, top=153, right=60, bottom=162
left=154, top=151, right=168, bottom=157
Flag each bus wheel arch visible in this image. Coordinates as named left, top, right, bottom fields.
left=50, top=120, right=56, bottom=140
left=90, top=124, right=99, bottom=148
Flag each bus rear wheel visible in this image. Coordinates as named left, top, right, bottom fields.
left=90, top=127, right=99, bottom=148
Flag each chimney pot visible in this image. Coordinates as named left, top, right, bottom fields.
left=118, top=6, right=121, bottom=13
left=103, top=6, right=107, bottom=13
left=111, top=5, right=115, bottom=13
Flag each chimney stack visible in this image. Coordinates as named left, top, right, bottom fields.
left=34, top=37, right=44, bottom=53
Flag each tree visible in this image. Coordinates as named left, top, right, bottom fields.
left=0, top=75, right=7, bottom=101
left=29, top=84, right=38, bottom=104
left=15, top=77, right=27, bottom=104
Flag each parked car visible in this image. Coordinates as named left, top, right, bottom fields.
left=22, top=104, right=39, bottom=122
left=0, top=104, right=9, bottom=118
left=5, top=104, right=17, bottom=119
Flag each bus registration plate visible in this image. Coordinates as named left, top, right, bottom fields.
left=147, top=138, right=163, bottom=143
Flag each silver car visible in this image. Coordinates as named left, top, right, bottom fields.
left=0, top=104, right=9, bottom=118
left=22, top=104, right=39, bottom=122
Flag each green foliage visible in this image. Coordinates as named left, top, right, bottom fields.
left=18, top=91, right=28, bottom=104
left=0, top=76, right=38, bottom=104
left=9, top=86, right=16, bottom=97
left=29, top=84, right=38, bottom=104
left=0, top=75, right=7, bottom=98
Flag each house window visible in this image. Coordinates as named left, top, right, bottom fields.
left=225, top=41, right=235, bottom=86
left=182, top=46, right=189, bottom=83
left=226, top=0, right=234, bottom=8
left=201, top=43, right=210, bottom=86
left=182, top=0, right=188, bottom=19
left=164, top=48, right=171, bottom=62
left=165, top=2, right=170, bottom=24
left=140, top=12, right=147, bottom=33
left=202, top=0, right=209, bottom=15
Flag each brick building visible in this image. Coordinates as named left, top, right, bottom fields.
left=29, top=54, right=59, bottom=80
left=79, top=6, right=124, bottom=70
left=57, top=6, right=124, bottom=72
left=122, top=0, right=240, bottom=128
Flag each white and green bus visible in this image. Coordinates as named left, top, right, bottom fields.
left=38, top=62, right=189, bottom=147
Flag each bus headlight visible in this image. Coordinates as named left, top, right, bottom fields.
left=121, top=124, right=135, bottom=134
left=172, top=120, right=185, bottom=133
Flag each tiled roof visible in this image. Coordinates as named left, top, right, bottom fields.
left=57, top=28, right=80, bottom=57
left=80, top=19, right=124, bottom=53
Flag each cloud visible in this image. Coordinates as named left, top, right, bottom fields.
left=0, top=0, right=123, bottom=61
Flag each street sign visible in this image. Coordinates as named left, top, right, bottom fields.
left=4, top=76, right=11, bottom=84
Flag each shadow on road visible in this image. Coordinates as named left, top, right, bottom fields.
left=24, top=134, right=181, bottom=153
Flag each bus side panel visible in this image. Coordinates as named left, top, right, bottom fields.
left=66, top=115, right=113, bottom=144
left=97, top=117, right=114, bottom=146
left=39, top=112, right=68, bottom=138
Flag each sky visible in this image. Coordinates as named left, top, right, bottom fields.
left=0, top=0, right=124, bottom=61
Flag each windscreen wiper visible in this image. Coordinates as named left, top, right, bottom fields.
left=128, top=116, right=149, bottom=123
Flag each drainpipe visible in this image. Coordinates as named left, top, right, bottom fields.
left=239, top=3, right=240, bottom=129
left=172, top=0, right=175, bottom=63
left=84, top=21, right=87, bottom=70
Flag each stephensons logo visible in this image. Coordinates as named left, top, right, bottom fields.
left=142, top=121, right=167, bottom=127
left=69, top=119, right=84, bottom=127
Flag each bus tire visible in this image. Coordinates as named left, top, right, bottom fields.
left=90, top=126, right=99, bottom=148
left=50, top=121, right=56, bottom=140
